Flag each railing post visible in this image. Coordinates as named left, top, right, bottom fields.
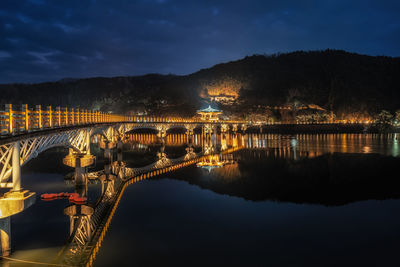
left=71, top=108, right=74, bottom=125
left=22, top=104, right=29, bottom=132
left=36, top=105, right=42, bottom=129
left=48, top=106, right=52, bottom=128
left=57, top=106, right=61, bottom=127
left=5, top=104, right=13, bottom=135
left=65, top=107, right=69, bottom=125
left=77, top=108, right=80, bottom=124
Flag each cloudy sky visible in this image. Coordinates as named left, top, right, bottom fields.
left=0, top=0, right=399, bottom=83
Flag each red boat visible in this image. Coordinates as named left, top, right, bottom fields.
left=41, top=192, right=87, bottom=204
left=41, top=193, right=59, bottom=201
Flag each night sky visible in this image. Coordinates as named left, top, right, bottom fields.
left=1, top=0, right=399, bottom=84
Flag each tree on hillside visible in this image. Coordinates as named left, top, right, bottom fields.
left=374, top=110, right=393, bottom=132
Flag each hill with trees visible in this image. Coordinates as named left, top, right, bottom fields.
left=1, top=50, right=399, bottom=121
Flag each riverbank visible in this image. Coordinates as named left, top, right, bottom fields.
left=245, top=123, right=400, bottom=134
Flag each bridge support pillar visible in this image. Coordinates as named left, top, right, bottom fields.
left=86, top=131, right=91, bottom=155
left=188, top=132, right=194, bottom=145
left=99, top=172, right=116, bottom=197
left=64, top=204, right=94, bottom=238
left=0, top=189, right=36, bottom=257
left=117, top=141, right=123, bottom=162
left=101, top=141, right=116, bottom=161
left=63, top=149, right=95, bottom=187
left=221, top=124, right=228, bottom=133
left=12, top=141, right=21, bottom=191
left=232, top=124, right=238, bottom=133
left=0, top=217, right=10, bottom=256
left=104, top=147, right=111, bottom=160
left=221, top=132, right=227, bottom=151
left=74, top=157, right=87, bottom=188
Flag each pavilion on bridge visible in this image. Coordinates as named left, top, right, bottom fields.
left=197, top=105, right=222, bottom=121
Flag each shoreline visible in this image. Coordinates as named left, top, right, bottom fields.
left=246, top=123, right=400, bottom=134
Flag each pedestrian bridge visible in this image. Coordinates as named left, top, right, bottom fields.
left=0, top=103, right=247, bottom=259
left=0, top=104, right=247, bottom=190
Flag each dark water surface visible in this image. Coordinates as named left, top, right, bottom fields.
left=3, top=133, right=400, bottom=266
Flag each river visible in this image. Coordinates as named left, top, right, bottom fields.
left=3, top=133, right=400, bottom=267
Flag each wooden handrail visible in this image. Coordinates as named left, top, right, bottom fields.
left=0, top=104, right=249, bottom=136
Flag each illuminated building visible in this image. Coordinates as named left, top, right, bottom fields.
left=197, top=105, right=222, bottom=121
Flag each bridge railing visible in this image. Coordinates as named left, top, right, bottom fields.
left=0, top=104, right=134, bottom=136
left=0, top=104, right=249, bottom=136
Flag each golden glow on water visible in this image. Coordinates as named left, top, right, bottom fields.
left=127, top=133, right=400, bottom=158
left=6, top=131, right=400, bottom=266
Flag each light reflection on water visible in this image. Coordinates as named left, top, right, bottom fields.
left=128, top=132, right=400, bottom=159
left=2, top=133, right=400, bottom=267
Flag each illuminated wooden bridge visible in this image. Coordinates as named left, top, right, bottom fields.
left=0, top=103, right=247, bottom=258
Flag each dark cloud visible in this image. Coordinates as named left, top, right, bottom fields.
left=0, top=0, right=399, bottom=83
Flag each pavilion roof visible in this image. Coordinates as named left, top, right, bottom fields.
left=197, top=105, right=221, bottom=113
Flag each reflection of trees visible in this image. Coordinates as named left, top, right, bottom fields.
left=172, top=152, right=400, bottom=206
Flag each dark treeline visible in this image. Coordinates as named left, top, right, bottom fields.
left=1, top=50, right=399, bottom=117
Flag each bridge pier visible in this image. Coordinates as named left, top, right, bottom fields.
left=99, top=173, right=116, bottom=197
left=221, top=132, right=228, bottom=151
left=0, top=217, right=10, bottom=256
left=117, top=140, right=123, bottom=162
left=221, top=124, right=229, bottom=133
left=0, top=141, right=36, bottom=257
left=232, top=124, right=238, bottom=133
left=186, top=128, right=194, bottom=145
left=12, top=142, right=21, bottom=191
left=64, top=204, right=94, bottom=238
left=104, top=143, right=114, bottom=161
left=232, top=133, right=238, bottom=148
left=63, top=149, right=95, bottom=186
left=0, top=189, right=36, bottom=257
left=100, top=140, right=116, bottom=161
left=157, top=142, right=166, bottom=160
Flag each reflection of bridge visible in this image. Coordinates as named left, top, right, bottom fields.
left=57, top=144, right=242, bottom=266
left=58, top=156, right=197, bottom=266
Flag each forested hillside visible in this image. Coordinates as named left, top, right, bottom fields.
left=1, top=50, right=399, bottom=120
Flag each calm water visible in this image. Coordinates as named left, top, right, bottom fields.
left=3, top=133, right=400, bottom=266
